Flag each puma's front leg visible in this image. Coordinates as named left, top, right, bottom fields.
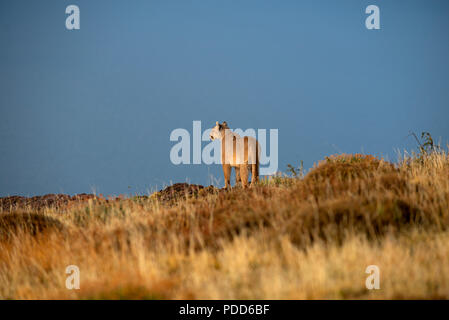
left=223, top=164, right=232, bottom=189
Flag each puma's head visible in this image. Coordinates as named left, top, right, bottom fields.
left=210, top=121, right=229, bottom=141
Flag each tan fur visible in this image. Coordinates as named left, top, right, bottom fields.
left=212, top=121, right=260, bottom=189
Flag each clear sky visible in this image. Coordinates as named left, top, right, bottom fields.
left=1, top=0, right=448, bottom=196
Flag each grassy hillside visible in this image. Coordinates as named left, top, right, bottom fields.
left=1, top=151, right=448, bottom=299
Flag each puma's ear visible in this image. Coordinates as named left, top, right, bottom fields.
left=222, top=121, right=228, bottom=127
left=216, top=121, right=219, bottom=126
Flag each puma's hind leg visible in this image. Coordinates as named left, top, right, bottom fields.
left=240, top=164, right=249, bottom=188
left=234, top=166, right=241, bottom=187
left=250, top=163, right=259, bottom=186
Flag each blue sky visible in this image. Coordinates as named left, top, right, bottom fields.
left=1, top=0, right=448, bottom=196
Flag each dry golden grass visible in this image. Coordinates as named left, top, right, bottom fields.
left=0, top=151, right=448, bottom=299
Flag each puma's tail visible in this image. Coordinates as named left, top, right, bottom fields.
left=256, top=141, right=260, bottom=179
